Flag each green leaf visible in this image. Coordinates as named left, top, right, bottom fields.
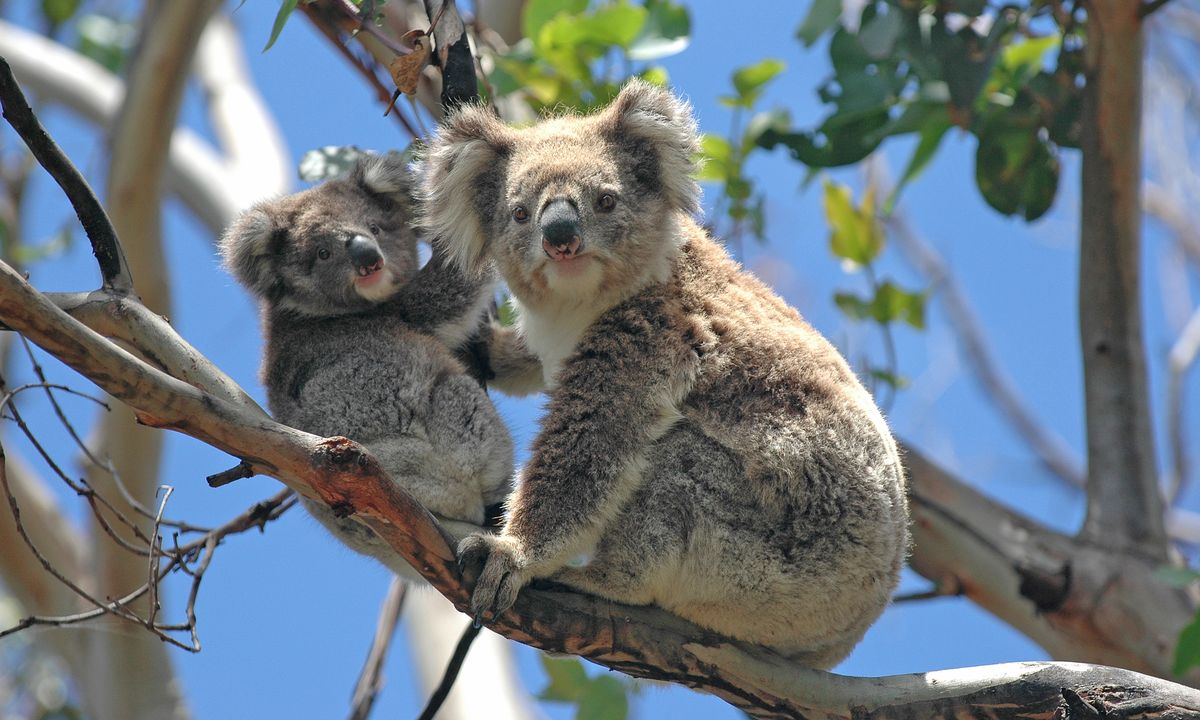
left=629, top=0, right=690, bottom=61
left=539, top=655, right=589, bottom=702
left=695, top=134, right=732, bottom=182
left=41, top=0, right=80, bottom=25
left=758, top=108, right=890, bottom=168
left=298, top=145, right=366, bottom=182
left=497, top=295, right=518, bottom=327
left=576, top=675, right=629, bottom=720
left=14, top=227, right=72, bottom=265
left=834, top=291, right=872, bottom=320
left=264, top=0, right=299, bottom=52
left=639, top=66, right=670, bottom=86
left=858, top=9, right=903, bottom=60
left=725, top=176, right=752, bottom=202
left=1000, top=35, right=1060, bottom=73
left=975, top=121, right=1060, bottom=221
left=732, top=59, right=786, bottom=106
left=1156, top=567, right=1200, bottom=588
left=742, top=108, right=791, bottom=151
left=822, top=180, right=883, bottom=266
left=76, top=14, right=135, bottom=73
left=586, top=3, right=648, bottom=49
left=1175, top=613, right=1200, bottom=676
left=870, top=368, right=910, bottom=389
left=749, top=194, right=767, bottom=241
left=796, top=0, right=842, bottom=47
left=885, top=110, right=952, bottom=213
left=870, top=281, right=926, bottom=328
left=524, top=0, right=588, bottom=44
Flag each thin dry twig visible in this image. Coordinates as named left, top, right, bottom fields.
left=348, top=577, right=408, bottom=720
left=0, top=56, right=131, bottom=292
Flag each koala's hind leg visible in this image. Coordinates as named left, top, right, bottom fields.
left=426, top=373, right=515, bottom=510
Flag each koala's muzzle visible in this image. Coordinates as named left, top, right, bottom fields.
left=346, top=234, right=384, bottom=276
left=540, top=199, right=583, bottom=261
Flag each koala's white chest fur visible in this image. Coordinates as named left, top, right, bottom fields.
left=515, top=299, right=605, bottom=386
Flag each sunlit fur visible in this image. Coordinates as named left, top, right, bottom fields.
left=421, top=81, right=909, bottom=667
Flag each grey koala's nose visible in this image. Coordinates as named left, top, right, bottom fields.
left=540, top=199, right=582, bottom=258
left=346, top=234, right=384, bottom=275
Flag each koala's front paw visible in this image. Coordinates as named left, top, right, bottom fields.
left=457, top=533, right=529, bottom=624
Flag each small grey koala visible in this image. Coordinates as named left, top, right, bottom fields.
left=220, top=153, right=514, bottom=579
left=419, top=82, right=909, bottom=668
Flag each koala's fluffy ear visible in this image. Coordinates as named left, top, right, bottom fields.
left=354, top=151, right=414, bottom=210
left=600, top=79, right=701, bottom=215
left=417, top=105, right=514, bottom=275
left=219, top=207, right=279, bottom=299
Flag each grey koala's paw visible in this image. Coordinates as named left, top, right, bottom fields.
left=457, top=533, right=529, bottom=624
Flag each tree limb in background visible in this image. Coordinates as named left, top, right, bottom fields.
left=0, top=57, right=1196, bottom=715
left=886, top=211, right=1086, bottom=488
left=1077, top=0, right=1167, bottom=560
left=0, top=18, right=288, bottom=235
left=87, top=4, right=222, bottom=719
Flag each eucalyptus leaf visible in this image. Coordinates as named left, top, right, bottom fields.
left=629, top=0, right=690, bottom=61
left=796, top=0, right=842, bottom=47
left=539, top=655, right=589, bottom=702
left=298, top=145, right=365, bottom=182
left=576, top=675, right=629, bottom=720
left=264, top=0, right=299, bottom=52
left=732, top=59, right=786, bottom=106
left=858, top=9, right=903, bottom=60
left=523, top=0, right=588, bottom=44
left=822, top=179, right=883, bottom=265
left=1175, top=614, right=1200, bottom=676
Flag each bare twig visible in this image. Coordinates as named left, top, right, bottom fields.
left=417, top=622, right=482, bottom=720
left=1166, top=306, right=1200, bottom=503
left=887, top=213, right=1086, bottom=488
left=206, top=460, right=254, bottom=488
left=348, top=578, right=407, bottom=720
left=0, top=55, right=131, bottom=292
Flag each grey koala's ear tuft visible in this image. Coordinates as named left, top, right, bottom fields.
left=601, top=79, right=701, bottom=215
left=219, top=207, right=278, bottom=299
left=355, top=151, right=411, bottom=197
left=417, top=105, right=514, bottom=276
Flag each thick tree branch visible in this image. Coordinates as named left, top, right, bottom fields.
left=1078, top=0, right=1167, bottom=559
left=906, top=447, right=1196, bottom=681
left=0, top=228, right=1195, bottom=715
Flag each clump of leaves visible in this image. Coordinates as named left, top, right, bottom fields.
left=695, top=59, right=789, bottom=250
left=487, top=0, right=691, bottom=112
left=763, top=0, right=1083, bottom=221
left=822, top=179, right=925, bottom=400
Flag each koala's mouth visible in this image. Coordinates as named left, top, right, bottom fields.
left=355, top=259, right=384, bottom=278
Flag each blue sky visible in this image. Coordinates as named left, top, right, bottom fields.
left=4, top=1, right=1196, bottom=718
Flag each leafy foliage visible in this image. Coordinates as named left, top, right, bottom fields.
left=695, top=60, right=789, bottom=248
left=486, top=0, right=691, bottom=111
left=765, top=1, right=1084, bottom=220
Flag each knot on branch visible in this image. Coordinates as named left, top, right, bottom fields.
left=1017, top=560, right=1072, bottom=613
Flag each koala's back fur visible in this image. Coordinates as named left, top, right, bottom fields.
left=421, top=82, right=908, bottom=666
left=222, top=156, right=512, bottom=578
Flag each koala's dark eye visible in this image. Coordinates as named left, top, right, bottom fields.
left=369, top=224, right=381, bottom=235
left=512, top=205, right=530, bottom=224
left=597, top=193, right=617, bottom=212
left=317, top=248, right=331, bottom=261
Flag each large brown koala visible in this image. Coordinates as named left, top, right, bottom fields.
left=419, top=82, right=909, bottom=667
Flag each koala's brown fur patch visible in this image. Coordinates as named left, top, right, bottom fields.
left=422, top=81, right=909, bottom=667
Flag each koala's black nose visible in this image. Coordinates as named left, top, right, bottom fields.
left=346, top=234, right=384, bottom=274
left=540, top=199, right=582, bottom=259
